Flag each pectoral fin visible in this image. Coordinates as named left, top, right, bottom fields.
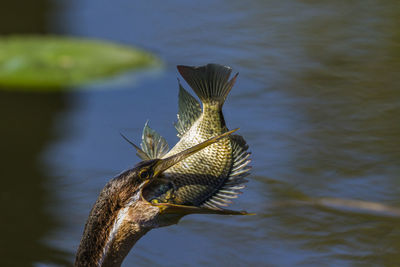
left=140, top=121, right=169, bottom=159
left=154, top=202, right=253, bottom=216
left=120, top=122, right=169, bottom=160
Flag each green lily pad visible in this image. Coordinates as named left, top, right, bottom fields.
left=0, top=35, right=161, bottom=90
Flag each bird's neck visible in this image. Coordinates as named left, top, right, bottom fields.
left=75, top=183, right=154, bottom=267
left=97, top=222, right=150, bottom=267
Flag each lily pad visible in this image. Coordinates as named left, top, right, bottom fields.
left=0, top=35, right=161, bottom=90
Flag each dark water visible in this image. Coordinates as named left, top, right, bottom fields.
left=1, top=0, right=400, bottom=266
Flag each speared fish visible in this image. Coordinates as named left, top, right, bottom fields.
left=132, top=63, right=251, bottom=211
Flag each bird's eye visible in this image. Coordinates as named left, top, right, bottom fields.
left=139, top=169, right=151, bottom=179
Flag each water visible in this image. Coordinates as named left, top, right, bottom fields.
left=1, top=0, right=399, bottom=266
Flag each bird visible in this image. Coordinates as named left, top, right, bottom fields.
left=75, top=64, right=251, bottom=267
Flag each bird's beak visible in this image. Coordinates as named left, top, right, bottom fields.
left=152, top=128, right=238, bottom=177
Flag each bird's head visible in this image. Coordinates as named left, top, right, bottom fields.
left=112, top=128, right=247, bottom=223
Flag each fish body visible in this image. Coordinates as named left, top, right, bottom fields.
left=139, top=64, right=251, bottom=210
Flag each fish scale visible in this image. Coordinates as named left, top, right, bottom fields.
left=162, top=104, right=232, bottom=204
left=164, top=138, right=232, bottom=206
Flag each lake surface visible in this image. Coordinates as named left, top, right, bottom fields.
left=1, top=0, right=399, bottom=266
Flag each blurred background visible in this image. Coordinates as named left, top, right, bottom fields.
left=1, top=0, right=399, bottom=266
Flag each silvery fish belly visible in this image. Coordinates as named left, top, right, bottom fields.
left=138, top=64, right=251, bottom=210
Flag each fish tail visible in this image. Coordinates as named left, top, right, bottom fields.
left=177, top=63, right=238, bottom=107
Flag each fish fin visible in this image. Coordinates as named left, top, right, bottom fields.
left=155, top=202, right=252, bottom=215
left=174, top=82, right=202, bottom=138
left=202, top=134, right=251, bottom=208
left=140, top=121, right=169, bottom=159
left=177, top=63, right=238, bottom=105
left=120, top=133, right=150, bottom=160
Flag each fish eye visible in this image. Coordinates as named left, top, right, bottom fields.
left=139, top=169, right=151, bottom=179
